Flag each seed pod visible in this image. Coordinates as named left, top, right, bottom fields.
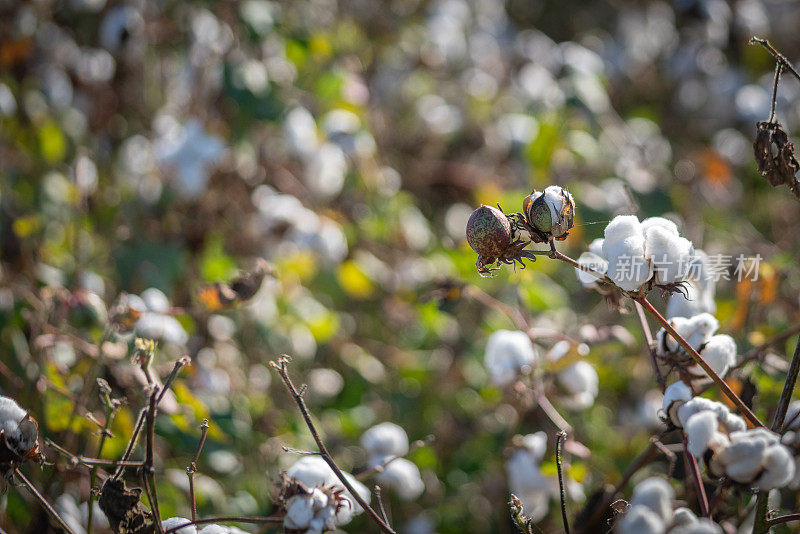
left=523, top=186, right=575, bottom=240
left=466, top=205, right=512, bottom=261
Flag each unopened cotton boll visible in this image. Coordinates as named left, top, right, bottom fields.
left=375, top=458, right=425, bottom=500
left=616, top=504, right=666, bottom=534
left=484, top=329, right=538, bottom=386
left=628, top=477, right=674, bottom=523
left=361, top=422, right=409, bottom=458
left=162, top=518, right=197, bottom=534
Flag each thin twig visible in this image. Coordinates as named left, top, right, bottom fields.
left=46, top=439, right=144, bottom=468
left=634, top=301, right=665, bottom=391
left=555, top=430, right=570, bottom=534
left=88, top=389, right=119, bottom=534
left=769, top=513, right=800, bottom=527
left=749, top=37, right=800, bottom=86
left=682, top=437, right=709, bottom=517
left=143, top=388, right=163, bottom=534
left=374, top=485, right=391, bottom=525
left=635, top=296, right=765, bottom=428
left=187, top=419, right=210, bottom=522
left=772, top=334, right=800, bottom=431
left=769, top=62, right=782, bottom=123
left=271, top=356, right=396, bottom=534
left=535, top=391, right=572, bottom=433
left=14, top=468, right=77, bottom=534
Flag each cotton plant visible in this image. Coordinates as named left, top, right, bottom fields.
left=615, top=477, right=723, bottom=533
left=506, top=432, right=584, bottom=523
left=655, top=313, right=737, bottom=384
left=360, top=422, right=425, bottom=501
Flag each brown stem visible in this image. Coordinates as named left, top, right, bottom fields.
left=772, top=334, right=800, bottom=431
left=749, top=37, right=800, bottom=86
left=634, top=296, right=765, bottom=428
left=682, top=437, right=709, bottom=517
left=769, top=513, right=800, bottom=527
left=187, top=419, right=210, bottom=522
left=556, top=431, right=570, bottom=534
left=272, top=356, right=397, bottom=534
left=14, top=468, right=77, bottom=534
left=143, top=389, right=163, bottom=534
left=634, top=301, right=665, bottom=392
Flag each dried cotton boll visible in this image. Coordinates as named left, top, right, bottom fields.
left=484, top=329, right=538, bottom=386
left=361, top=422, right=410, bottom=459
left=628, top=477, right=674, bottom=523
left=615, top=505, right=666, bottom=534
left=375, top=458, right=425, bottom=500
left=162, top=518, right=197, bottom=534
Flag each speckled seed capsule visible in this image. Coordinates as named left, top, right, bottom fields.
left=466, top=205, right=512, bottom=261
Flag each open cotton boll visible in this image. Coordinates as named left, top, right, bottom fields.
left=756, top=445, right=795, bottom=490
left=0, top=396, right=27, bottom=429
left=616, top=504, right=666, bottom=534
left=644, top=226, right=694, bottom=285
left=506, top=448, right=554, bottom=522
left=575, top=252, right=608, bottom=288
left=484, top=329, right=538, bottom=386
left=588, top=237, right=604, bottom=257
left=557, top=361, right=599, bottom=409
left=629, top=477, right=674, bottom=523
left=198, top=526, right=250, bottom=534
left=676, top=397, right=746, bottom=434
left=685, top=410, right=719, bottom=457
left=683, top=314, right=720, bottom=349
left=285, top=456, right=370, bottom=525
left=715, top=429, right=777, bottom=484
left=666, top=281, right=715, bottom=319
left=361, top=422, right=409, bottom=459
left=284, top=488, right=337, bottom=533
left=519, top=432, right=548, bottom=462
left=670, top=518, right=723, bottom=534
left=641, top=216, right=679, bottom=238
left=605, top=235, right=651, bottom=291
left=690, top=335, right=736, bottom=379
left=603, top=215, right=642, bottom=251
left=375, top=458, right=425, bottom=500
left=162, top=518, right=197, bottom=534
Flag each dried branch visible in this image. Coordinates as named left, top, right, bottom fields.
left=555, top=431, right=570, bottom=534
left=187, top=419, right=210, bottom=522
left=14, top=468, right=77, bottom=534
left=270, top=356, right=397, bottom=534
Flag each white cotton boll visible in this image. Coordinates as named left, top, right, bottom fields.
left=376, top=458, right=425, bottom=500
left=198, top=526, right=248, bottom=534
left=657, top=317, right=689, bottom=354
left=484, top=330, right=538, bottom=386
left=683, top=314, right=719, bottom=350
left=661, top=381, right=692, bottom=412
left=676, top=397, right=717, bottom=428
left=605, top=235, right=651, bottom=292
left=304, top=143, right=347, bottom=199
left=616, top=504, right=666, bottom=534
left=629, top=477, right=674, bottom=522
left=558, top=361, right=599, bottom=409
left=284, top=494, right=316, bottom=529
left=588, top=238, right=604, bottom=257
left=0, top=396, right=27, bottom=427
left=575, top=252, right=608, bottom=288
left=685, top=411, right=718, bottom=457
left=506, top=447, right=553, bottom=522
left=756, top=444, right=795, bottom=490
left=603, top=215, right=643, bottom=251
left=670, top=519, right=723, bottom=534
left=141, top=287, right=170, bottom=313
left=644, top=226, right=694, bottom=285
left=284, top=107, right=319, bottom=159
left=691, top=335, right=736, bottom=379
left=361, top=422, right=410, bottom=459
left=162, top=518, right=197, bottom=534
left=641, top=217, right=679, bottom=238
left=716, top=430, right=774, bottom=483
left=666, top=282, right=715, bottom=319
left=520, top=432, right=548, bottom=462
left=672, top=507, right=697, bottom=526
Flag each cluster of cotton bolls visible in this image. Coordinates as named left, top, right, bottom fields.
left=615, top=477, right=722, bottom=534
left=506, top=432, right=584, bottom=522
left=662, top=382, right=795, bottom=490
left=360, top=422, right=425, bottom=501
left=655, top=313, right=736, bottom=383
left=576, top=215, right=695, bottom=293
left=162, top=517, right=248, bottom=534
left=283, top=456, right=371, bottom=530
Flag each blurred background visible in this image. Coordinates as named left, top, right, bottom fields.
left=1, top=0, right=800, bottom=532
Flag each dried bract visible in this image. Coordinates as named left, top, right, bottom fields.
left=753, top=121, right=800, bottom=198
